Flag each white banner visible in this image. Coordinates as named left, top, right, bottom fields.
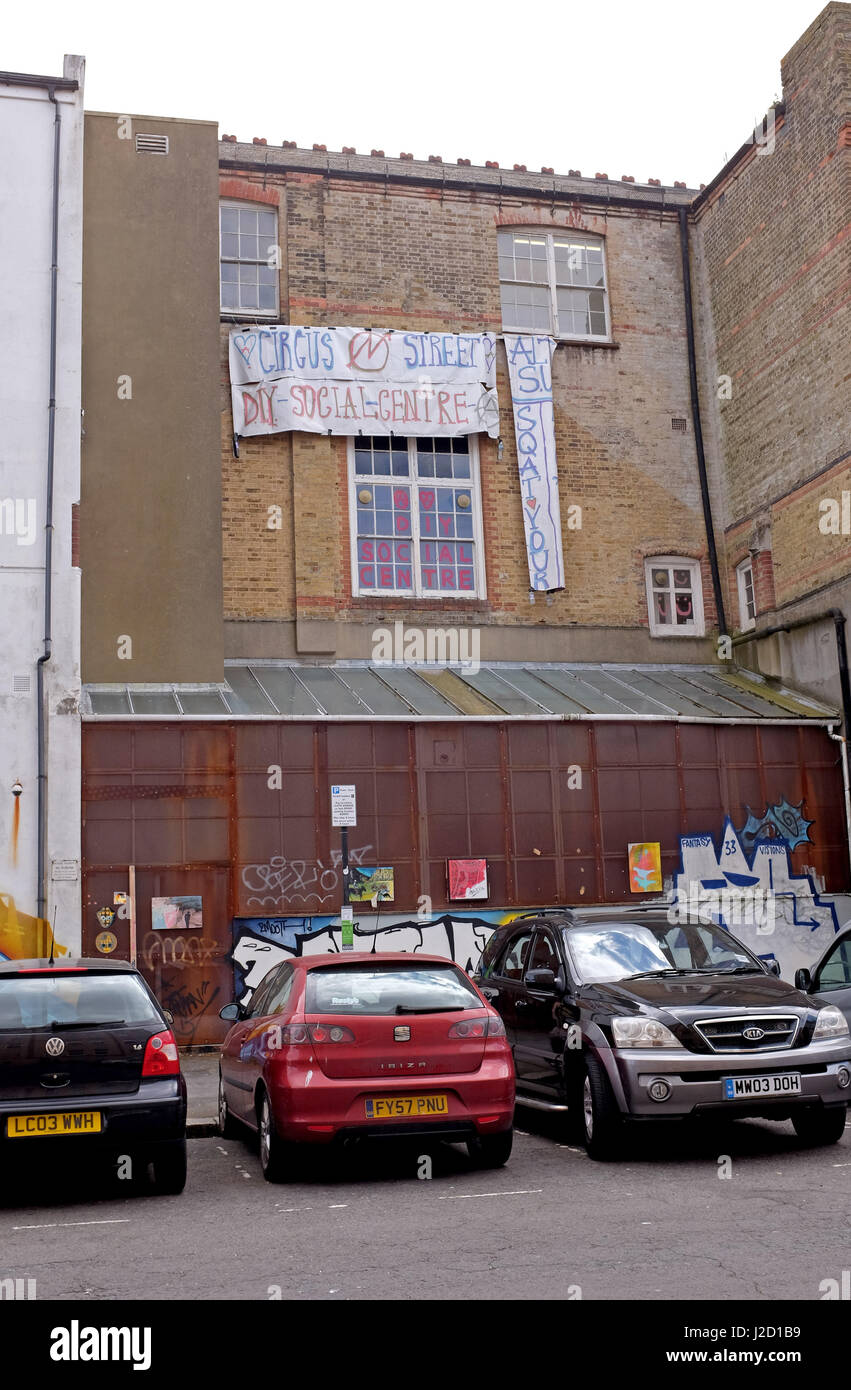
left=505, top=334, right=564, bottom=592
left=229, top=325, right=499, bottom=438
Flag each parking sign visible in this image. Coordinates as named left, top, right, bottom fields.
left=331, top=784, right=357, bottom=827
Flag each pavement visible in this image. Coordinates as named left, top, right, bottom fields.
left=2, top=1110, right=850, bottom=1300
left=180, top=1049, right=220, bottom=1134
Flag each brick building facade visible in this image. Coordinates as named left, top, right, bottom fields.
left=693, top=1, right=851, bottom=709
left=73, top=4, right=851, bottom=1041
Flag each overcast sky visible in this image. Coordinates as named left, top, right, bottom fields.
left=5, top=0, right=825, bottom=188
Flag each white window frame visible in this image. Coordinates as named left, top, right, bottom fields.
left=644, top=556, right=705, bottom=637
left=498, top=228, right=612, bottom=343
left=348, top=436, right=487, bottom=600
left=736, top=557, right=756, bottom=631
left=219, top=200, right=279, bottom=317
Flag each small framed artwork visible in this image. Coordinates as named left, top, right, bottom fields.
left=628, top=843, right=663, bottom=893
left=151, top=896, right=203, bottom=931
left=347, top=867, right=395, bottom=903
left=448, top=859, right=488, bottom=900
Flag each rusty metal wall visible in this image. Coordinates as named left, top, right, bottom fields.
left=81, top=719, right=849, bottom=1043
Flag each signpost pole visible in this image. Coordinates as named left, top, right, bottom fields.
left=331, top=785, right=356, bottom=951
left=128, top=864, right=137, bottom=966
left=341, top=825, right=349, bottom=906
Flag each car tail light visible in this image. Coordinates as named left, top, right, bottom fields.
left=449, top=1014, right=505, bottom=1039
left=307, top=1023, right=355, bottom=1044
left=278, top=1024, right=311, bottom=1044
left=142, top=1029, right=180, bottom=1077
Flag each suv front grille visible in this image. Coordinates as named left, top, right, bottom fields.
left=693, top=1015, right=800, bottom=1053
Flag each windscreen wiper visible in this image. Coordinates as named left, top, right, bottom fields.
left=624, top=968, right=708, bottom=980
left=47, top=1019, right=126, bottom=1029
left=394, top=1005, right=466, bottom=1014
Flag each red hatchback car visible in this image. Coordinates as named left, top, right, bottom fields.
left=217, top=953, right=515, bottom=1180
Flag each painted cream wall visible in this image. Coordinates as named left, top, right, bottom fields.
left=0, top=57, right=84, bottom=955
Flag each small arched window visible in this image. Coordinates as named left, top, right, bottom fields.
left=498, top=229, right=611, bottom=341
left=645, top=557, right=705, bottom=636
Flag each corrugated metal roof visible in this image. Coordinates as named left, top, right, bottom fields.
left=81, top=663, right=839, bottom=723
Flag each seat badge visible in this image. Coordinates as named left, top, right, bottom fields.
left=394, top=1025, right=411, bottom=1041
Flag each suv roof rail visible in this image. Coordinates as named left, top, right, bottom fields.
left=515, top=907, right=576, bottom=921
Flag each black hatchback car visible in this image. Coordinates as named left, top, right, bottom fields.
left=474, top=907, right=851, bottom=1159
left=0, top=959, right=187, bottom=1193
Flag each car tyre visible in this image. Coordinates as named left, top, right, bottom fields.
left=217, top=1070, right=240, bottom=1139
left=467, top=1128, right=513, bottom=1169
left=149, top=1139, right=187, bottom=1195
left=258, top=1089, right=296, bottom=1183
left=581, top=1054, right=624, bottom=1161
left=791, top=1106, right=848, bottom=1147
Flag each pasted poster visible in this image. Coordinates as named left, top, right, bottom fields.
left=504, top=333, right=564, bottom=592
left=229, top=326, right=499, bottom=439
left=151, top=896, right=203, bottom=931
left=347, top=867, right=395, bottom=904
left=448, top=859, right=489, bottom=900
left=628, top=843, right=663, bottom=893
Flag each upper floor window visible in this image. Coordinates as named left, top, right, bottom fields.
left=736, top=557, right=756, bottom=631
left=220, top=202, right=278, bottom=314
left=645, top=557, right=704, bottom=637
left=350, top=436, right=485, bottom=599
left=498, top=229, right=610, bottom=340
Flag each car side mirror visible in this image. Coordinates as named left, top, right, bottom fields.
left=768, top=960, right=782, bottom=978
left=162, top=1009, right=174, bottom=1025
left=795, top=967, right=813, bottom=993
left=219, top=1002, right=242, bottom=1021
left=526, top=968, right=556, bottom=991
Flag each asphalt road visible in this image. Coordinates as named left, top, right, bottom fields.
left=1, top=1109, right=849, bottom=1301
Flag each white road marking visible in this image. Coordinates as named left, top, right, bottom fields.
left=216, top=1145, right=228, bottom=1154
left=328, top=1203, right=348, bottom=1208
left=12, top=1218, right=130, bottom=1231
left=439, top=1189, right=543, bottom=1201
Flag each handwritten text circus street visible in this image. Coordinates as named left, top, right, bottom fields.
left=229, top=326, right=500, bottom=439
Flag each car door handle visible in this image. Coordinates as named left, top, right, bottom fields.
left=516, top=999, right=529, bottom=1009
left=480, top=988, right=498, bottom=1000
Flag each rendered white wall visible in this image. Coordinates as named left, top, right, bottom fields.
left=0, top=56, right=84, bottom=957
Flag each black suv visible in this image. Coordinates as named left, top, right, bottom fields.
left=0, top=959, right=187, bottom=1193
left=473, top=907, right=851, bottom=1159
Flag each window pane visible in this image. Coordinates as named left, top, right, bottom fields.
left=258, top=210, right=277, bottom=235
left=239, top=208, right=259, bottom=232
left=240, top=284, right=259, bottom=309
left=221, top=233, right=239, bottom=258
left=239, top=234, right=259, bottom=259
left=258, top=284, right=277, bottom=310
left=220, top=208, right=239, bottom=234
left=221, top=281, right=239, bottom=308
left=220, top=262, right=238, bottom=282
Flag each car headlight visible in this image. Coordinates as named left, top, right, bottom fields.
left=612, top=1016, right=683, bottom=1049
left=812, top=1006, right=850, bottom=1041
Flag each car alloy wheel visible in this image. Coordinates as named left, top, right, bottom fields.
left=583, top=1075, right=594, bottom=1140
left=257, top=1090, right=294, bottom=1182
left=218, top=1072, right=237, bottom=1139
left=259, top=1095, right=272, bottom=1169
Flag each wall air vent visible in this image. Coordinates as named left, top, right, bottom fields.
left=671, top=417, right=688, bottom=432
left=12, top=673, right=31, bottom=695
left=135, top=133, right=169, bottom=155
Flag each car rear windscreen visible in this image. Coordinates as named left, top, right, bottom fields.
left=0, top=974, right=162, bottom=1030
left=305, top=964, right=482, bottom=1015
